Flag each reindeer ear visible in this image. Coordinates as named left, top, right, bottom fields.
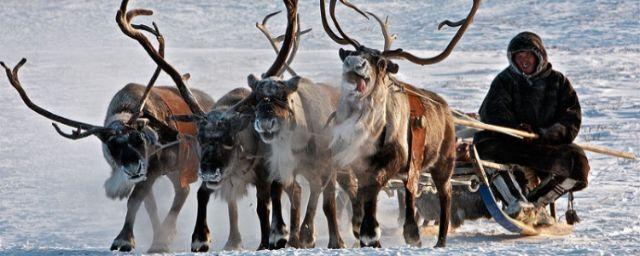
left=247, top=74, right=260, bottom=91
left=387, top=61, right=399, bottom=74
left=284, top=76, right=301, bottom=95
left=376, top=58, right=388, bottom=72
left=339, top=48, right=351, bottom=61
left=134, top=118, right=149, bottom=130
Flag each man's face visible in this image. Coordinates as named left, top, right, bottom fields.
left=514, top=51, right=537, bottom=75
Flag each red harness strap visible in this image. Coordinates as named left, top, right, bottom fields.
left=406, top=92, right=427, bottom=195
left=152, top=88, right=199, bottom=188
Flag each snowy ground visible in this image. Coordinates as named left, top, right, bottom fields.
left=0, top=0, right=639, bottom=255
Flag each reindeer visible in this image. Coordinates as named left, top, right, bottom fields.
left=1, top=22, right=215, bottom=253
left=246, top=0, right=365, bottom=249
left=115, top=0, right=303, bottom=251
left=116, top=0, right=358, bottom=249
left=321, top=0, right=481, bottom=248
left=185, top=13, right=314, bottom=252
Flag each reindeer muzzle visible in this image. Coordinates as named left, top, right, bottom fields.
left=122, top=161, right=147, bottom=183
left=200, top=168, right=223, bottom=189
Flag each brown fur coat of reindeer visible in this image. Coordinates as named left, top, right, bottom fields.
left=321, top=0, right=481, bottom=248
left=1, top=21, right=214, bottom=252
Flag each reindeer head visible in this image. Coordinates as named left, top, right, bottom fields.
left=115, top=0, right=303, bottom=185
left=250, top=75, right=301, bottom=143
left=320, top=0, right=481, bottom=103
left=246, top=0, right=301, bottom=144
left=192, top=109, right=254, bottom=188
left=1, top=18, right=168, bottom=183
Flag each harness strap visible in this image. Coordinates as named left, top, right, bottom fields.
left=406, top=92, right=428, bottom=195
left=152, top=88, right=199, bottom=187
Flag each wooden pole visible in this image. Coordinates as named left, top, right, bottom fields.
left=453, top=117, right=637, bottom=160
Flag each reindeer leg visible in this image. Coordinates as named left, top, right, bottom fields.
left=402, top=182, right=422, bottom=247
left=222, top=200, right=243, bottom=250
left=144, top=184, right=161, bottom=236
left=431, top=157, right=454, bottom=248
left=149, top=174, right=190, bottom=253
left=337, top=170, right=361, bottom=240
left=256, top=179, right=272, bottom=250
left=269, top=181, right=289, bottom=249
left=284, top=180, right=302, bottom=248
left=110, top=176, right=157, bottom=252
left=299, top=176, right=322, bottom=249
left=357, top=181, right=382, bottom=248
left=397, top=189, right=407, bottom=226
left=191, top=183, right=212, bottom=252
left=322, top=174, right=345, bottom=249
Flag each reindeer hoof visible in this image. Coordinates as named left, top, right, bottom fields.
left=268, top=238, right=288, bottom=250
left=191, top=226, right=211, bottom=252
left=223, top=240, right=243, bottom=251
left=434, top=240, right=446, bottom=248
left=257, top=243, right=269, bottom=250
left=191, top=238, right=211, bottom=252
left=110, top=237, right=135, bottom=252
left=288, top=234, right=301, bottom=248
left=298, top=225, right=316, bottom=249
left=328, top=239, right=345, bottom=249
left=148, top=244, right=170, bottom=254
left=403, top=223, right=422, bottom=247
left=269, top=225, right=289, bottom=250
left=359, top=240, right=381, bottom=248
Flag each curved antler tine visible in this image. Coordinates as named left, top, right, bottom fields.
left=262, top=0, right=298, bottom=78
left=1, top=59, right=110, bottom=139
left=262, top=10, right=282, bottom=25
left=128, top=22, right=165, bottom=125
left=117, top=0, right=205, bottom=116
left=52, top=123, right=112, bottom=140
left=257, top=11, right=311, bottom=77
left=274, top=28, right=311, bottom=43
left=367, top=11, right=396, bottom=51
left=319, top=0, right=350, bottom=45
left=277, top=14, right=307, bottom=77
left=329, top=0, right=361, bottom=48
left=382, top=0, right=481, bottom=65
left=338, top=0, right=368, bottom=19
left=438, top=19, right=466, bottom=30
left=126, top=8, right=153, bottom=23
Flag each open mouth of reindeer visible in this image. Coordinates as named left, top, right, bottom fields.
left=200, top=168, right=224, bottom=189
left=260, top=130, right=276, bottom=142
left=123, top=161, right=147, bottom=182
left=344, top=70, right=370, bottom=95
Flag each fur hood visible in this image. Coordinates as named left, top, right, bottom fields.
left=507, top=32, right=550, bottom=79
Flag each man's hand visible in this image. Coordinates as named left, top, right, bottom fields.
left=517, top=123, right=537, bottom=143
left=539, top=123, right=566, bottom=144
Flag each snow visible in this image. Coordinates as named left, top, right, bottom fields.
left=0, top=0, right=639, bottom=255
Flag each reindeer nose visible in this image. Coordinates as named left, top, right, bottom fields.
left=260, top=118, right=277, bottom=131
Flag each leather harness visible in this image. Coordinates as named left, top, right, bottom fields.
left=151, top=88, right=199, bottom=188
left=406, top=89, right=428, bottom=196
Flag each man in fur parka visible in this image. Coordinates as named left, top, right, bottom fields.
left=474, top=31, right=590, bottom=225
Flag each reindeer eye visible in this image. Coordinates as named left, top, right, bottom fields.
left=129, top=133, right=143, bottom=145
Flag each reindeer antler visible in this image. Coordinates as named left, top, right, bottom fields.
left=256, top=11, right=311, bottom=77
left=319, top=0, right=369, bottom=49
left=381, top=0, right=482, bottom=65
left=127, top=22, right=165, bottom=125
left=0, top=59, right=114, bottom=140
left=262, top=0, right=299, bottom=78
left=116, top=0, right=205, bottom=116
left=367, top=12, right=396, bottom=51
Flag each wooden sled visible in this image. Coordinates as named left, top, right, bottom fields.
left=385, top=140, right=576, bottom=236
